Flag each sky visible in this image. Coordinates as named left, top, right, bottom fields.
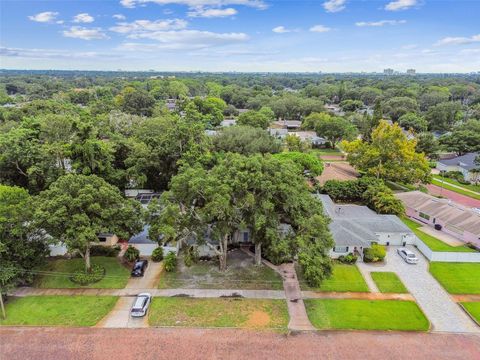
left=0, top=0, right=479, bottom=73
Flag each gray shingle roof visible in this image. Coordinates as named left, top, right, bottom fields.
left=438, top=152, right=479, bottom=171
left=317, top=194, right=413, bottom=248
left=129, top=225, right=156, bottom=244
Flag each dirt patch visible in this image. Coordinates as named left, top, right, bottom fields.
left=244, top=311, right=270, bottom=328
left=316, top=162, right=359, bottom=185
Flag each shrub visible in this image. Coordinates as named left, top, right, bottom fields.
left=151, top=247, right=164, bottom=262
left=164, top=252, right=177, bottom=272
left=363, top=244, right=386, bottom=263
left=123, top=246, right=140, bottom=262
left=338, top=253, right=358, bottom=264
left=90, top=244, right=121, bottom=257
left=183, top=246, right=199, bottom=267
left=70, top=265, right=105, bottom=285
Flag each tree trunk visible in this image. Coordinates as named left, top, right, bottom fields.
left=85, top=247, right=91, bottom=273
left=0, top=294, right=6, bottom=319
left=218, top=235, right=228, bottom=271
left=254, top=243, right=262, bottom=266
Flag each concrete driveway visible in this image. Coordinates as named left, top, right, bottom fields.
left=357, top=246, right=479, bottom=333
left=96, top=297, right=149, bottom=328
left=96, top=260, right=163, bottom=328
left=125, top=260, right=164, bottom=290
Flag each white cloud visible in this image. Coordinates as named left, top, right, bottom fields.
left=385, top=0, right=418, bottom=11
left=402, top=44, right=417, bottom=50
left=120, top=0, right=267, bottom=10
left=0, top=46, right=106, bottom=60
left=113, top=14, right=127, bottom=20
left=309, top=25, right=331, bottom=33
left=355, top=20, right=406, bottom=27
left=73, top=13, right=95, bottom=23
left=110, top=19, right=188, bottom=34
left=119, top=30, right=248, bottom=50
left=28, top=11, right=59, bottom=23
left=188, top=7, right=237, bottom=17
left=62, top=26, right=109, bottom=40
left=435, top=34, right=480, bottom=46
left=322, top=0, right=346, bottom=13
left=272, top=26, right=295, bottom=34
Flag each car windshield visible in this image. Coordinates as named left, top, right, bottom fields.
left=407, top=254, right=416, bottom=258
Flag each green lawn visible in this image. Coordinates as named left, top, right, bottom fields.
left=158, top=251, right=283, bottom=290
left=371, top=272, right=408, bottom=293
left=299, top=264, right=369, bottom=292
left=305, top=299, right=429, bottom=331
left=431, top=177, right=480, bottom=200
left=309, top=148, right=342, bottom=156
left=34, top=256, right=130, bottom=289
left=433, top=175, right=480, bottom=194
left=149, top=297, right=289, bottom=329
left=429, top=262, right=480, bottom=294
left=0, top=296, right=117, bottom=326
left=461, top=302, right=480, bottom=325
left=401, top=217, right=475, bottom=253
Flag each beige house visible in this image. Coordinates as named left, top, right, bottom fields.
left=96, top=233, right=119, bottom=246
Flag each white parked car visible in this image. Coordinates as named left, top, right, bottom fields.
left=131, top=293, right=152, bottom=317
left=397, top=248, right=418, bottom=264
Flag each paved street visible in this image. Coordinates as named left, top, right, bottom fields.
left=1, top=327, right=479, bottom=360
left=426, top=184, right=480, bottom=208
left=357, top=246, right=480, bottom=333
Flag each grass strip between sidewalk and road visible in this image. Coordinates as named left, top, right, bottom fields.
left=148, top=297, right=289, bottom=330
left=305, top=299, right=429, bottom=331
left=371, top=272, right=408, bottom=294
left=460, top=302, right=480, bottom=325
left=0, top=296, right=118, bottom=326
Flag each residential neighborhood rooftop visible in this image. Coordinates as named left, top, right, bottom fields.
left=437, top=152, right=479, bottom=171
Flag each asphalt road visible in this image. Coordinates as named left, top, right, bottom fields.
left=1, top=327, right=479, bottom=360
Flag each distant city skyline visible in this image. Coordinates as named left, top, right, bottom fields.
left=1, top=0, right=479, bottom=72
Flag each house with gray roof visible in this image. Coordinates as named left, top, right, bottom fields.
left=436, top=152, right=480, bottom=184
left=318, top=195, right=415, bottom=259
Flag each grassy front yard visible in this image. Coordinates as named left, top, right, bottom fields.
left=0, top=296, right=117, bottom=326
left=429, top=262, right=480, bottom=294
left=460, top=302, right=480, bottom=325
left=34, top=256, right=130, bottom=289
left=371, top=272, right=408, bottom=293
left=304, top=299, right=429, bottom=331
left=158, top=250, right=283, bottom=290
left=149, top=297, right=289, bottom=329
left=299, top=264, right=369, bottom=292
left=401, top=217, right=474, bottom=253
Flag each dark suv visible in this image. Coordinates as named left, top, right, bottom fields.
left=131, top=259, right=148, bottom=277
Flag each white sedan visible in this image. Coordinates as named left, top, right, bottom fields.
left=131, top=293, right=152, bottom=317
left=397, top=248, right=419, bottom=264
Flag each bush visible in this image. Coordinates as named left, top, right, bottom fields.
left=90, top=244, right=121, bottom=257
left=123, top=246, right=140, bottom=262
left=183, top=246, right=199, bottom=267
left=70, top=264, right=105, bottom=285
left=338, top=253, right=358, bottom=264
left=363, top=244, right=386, bottom=263
left=151, top=247, right=164, bottom=262
left=164, top=252, right=177, bottom=272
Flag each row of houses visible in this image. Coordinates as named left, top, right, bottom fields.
left=436, top=152, right=480, bottom=184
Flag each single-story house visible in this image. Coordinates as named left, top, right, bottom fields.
left=268, top=128, right=288, bottom=139
left=395, top=191, right=480, bottom=247
left=272, top=120, right=302, bottom=130
left=289, top=131, right=327, bottom=146
left=318, top=194, right=415, bottom=259
left=49, top=233, right=120, bottom=256
left=436, top=152, right=480, bottom=183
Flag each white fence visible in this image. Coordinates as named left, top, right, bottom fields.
left=414, top=237, right=480, bottom=262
